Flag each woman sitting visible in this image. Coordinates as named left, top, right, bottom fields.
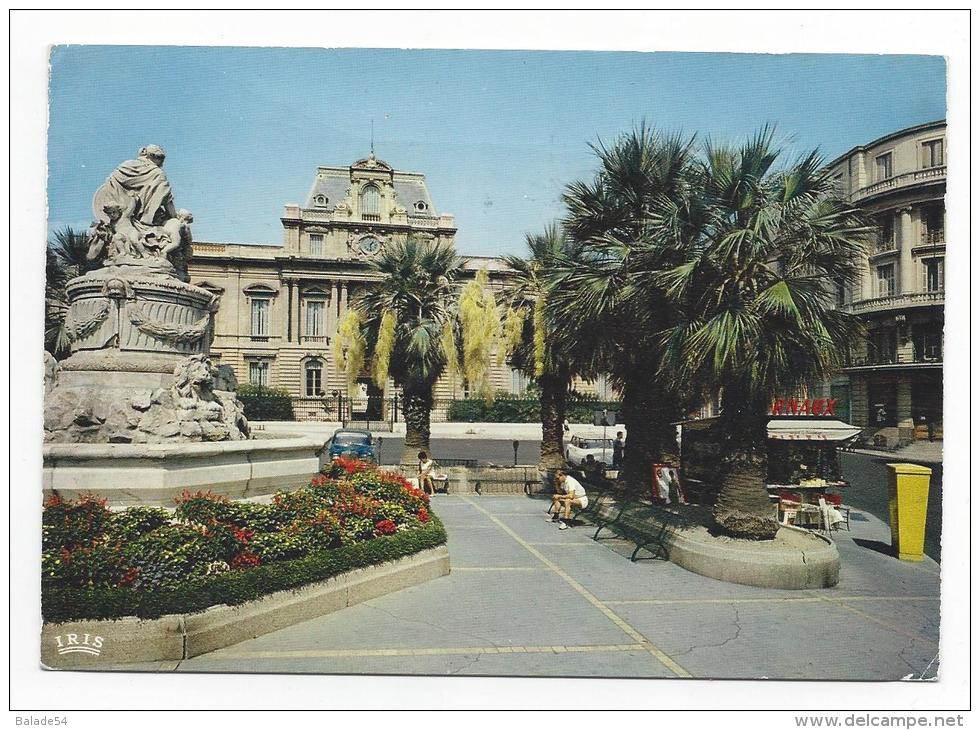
left=417, top=451, right=437, bottom=495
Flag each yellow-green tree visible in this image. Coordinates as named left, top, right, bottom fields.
left=501, top=224, right=583, bottom=471
left=335, top=238, right=498, bottom=462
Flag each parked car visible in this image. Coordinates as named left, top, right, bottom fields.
left=324, top=428, right=377, bottom=462
left=564, top=434, right=615, bottom=466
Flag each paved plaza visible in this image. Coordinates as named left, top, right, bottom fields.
left=106, top=493, right=941, bottom=680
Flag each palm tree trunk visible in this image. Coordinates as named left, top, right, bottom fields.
left=619, top=375, right=672, bottom=494
left=712, top=392, right=779, bottom=540
left=401, top=381, right=433, bottom=464
left=538, top=364, right=569, bottom=471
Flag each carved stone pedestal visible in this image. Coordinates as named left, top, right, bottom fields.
left=44, top=270, right=250, bottom=444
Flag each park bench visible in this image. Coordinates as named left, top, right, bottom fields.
left=471, top=467, right=537, bottom=495
left=590, top=497, right=671, bottom=562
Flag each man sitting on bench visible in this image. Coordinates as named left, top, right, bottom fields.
left=548, top=470, right=588, bottom=530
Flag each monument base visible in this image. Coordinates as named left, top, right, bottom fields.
left=43, top=432, right=323, bottom=506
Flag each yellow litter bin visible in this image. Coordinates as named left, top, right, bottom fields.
left=886, top=463, right=932, bottom=561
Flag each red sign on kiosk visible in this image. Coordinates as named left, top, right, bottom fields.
left=771, top=397, right=837, bottom=417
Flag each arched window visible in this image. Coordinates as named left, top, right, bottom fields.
left=305, top=359, right=323, bottom=397
left=360, top=185, right=381, bottom=218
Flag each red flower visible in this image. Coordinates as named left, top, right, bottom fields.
left=232, top=526, right=254, bottom=544
left=60, top=546, right=72, bottom=564
left=334, top=456, right=368, bottom=476
left=374, top=519, right=397, bottom=536
left=44, top=494, right=64, bottom=508
left=230, top=551, right=261, bottom=570
left=116, top=567, right=139, bottom=587
left=417, top=507, right=429, bottom=523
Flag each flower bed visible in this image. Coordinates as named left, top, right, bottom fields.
left=42, top=457, right=445, bottom=622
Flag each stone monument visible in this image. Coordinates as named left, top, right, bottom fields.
left=43, top=146, right=321, bottom=506
left=44, top=145, right=249, bottom=444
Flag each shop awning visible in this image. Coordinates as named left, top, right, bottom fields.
left=767, top=419, right=861, bottom=441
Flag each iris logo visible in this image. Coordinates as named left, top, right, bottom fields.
left=54, top=633, right=104, bottom=656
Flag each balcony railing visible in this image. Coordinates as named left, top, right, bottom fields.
left=921, top=229, right=945, bottom=245
left=872, top=238, right=898, bottom=255
left=301, top=335, right=330, bottom=345
left=407, top=215, right=440, bottom=229
left=191, top=242, right=228, bottom=254
left=845, top=349, right=943, bottom=369
left=846, top=291, right=944, bottom=314
left=853, top=165, right=946, bottom=201
left=361, top=213, right=381, bottom=222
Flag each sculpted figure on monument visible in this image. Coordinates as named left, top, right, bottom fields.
left=89, top=145, right=193, bottom=276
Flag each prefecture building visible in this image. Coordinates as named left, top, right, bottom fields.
left=188, top=153, right=523, bottom=421
left=188, top=125, right=945, bottom=438
left=826, top=119, right=945, bottom=444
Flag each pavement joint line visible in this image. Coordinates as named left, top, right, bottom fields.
left=206, top=644, right=646, bottom=660
left=458, top=494, right=692, bottom=678
left=528, top=542, right=598, bottom=546
left=804, top=591, right=940, bottom=647
left=453, top=566, right=548, bottom=572
left=603, top=596, right=941, bottom=606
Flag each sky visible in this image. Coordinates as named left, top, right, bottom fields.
left=47, top=46, right=946, bottom=256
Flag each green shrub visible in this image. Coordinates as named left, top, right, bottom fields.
left=42, top=494, right=112, bottom=550
left=107, top=507, right=171, bottom=542
left=42, top=517, right=447, bottom=622
left=41, top=460, right=441, bottom=621
left=122, top=524, right=224, bottom=590
left=236, top=384, right=295, bottom=421
left=446, top=392, right=622, bottom=423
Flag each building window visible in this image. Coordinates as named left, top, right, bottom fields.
left=921, top=138, right=944, bottom=168
left=923, top=258, right=945, bottom=292
left=305, top=299, right=325, bottom=337
left=314, top=194, right=328, bottom=207
left=305, top=360, right=323, bottom=397
left=510, top=368, right=528, bottom=395
left=414, top=200, right=428, bottom=212
left=876, top=264, right=895, bottom=298
left=875, top=152, right=893, bottom=181
left=869, top=327, right=897, bottom=365
left=360, top=185, right=381, bottom=218
left=835, top=283, right=847, bottom=307
left=250, top=297, right=270, bottom=337
left=876, top=214, right=895, bottom=253
left=921, top=204, right=944, bottom=244
left=248, top=361, right=269, bottom=387
left=912, top=327, right=943, bottom=362
left=309, top=234, right=323, bottom=256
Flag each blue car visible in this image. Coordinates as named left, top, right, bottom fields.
left=325, top=428, right=377, bottom=462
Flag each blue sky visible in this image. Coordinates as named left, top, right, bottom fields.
left=48, top=47, right=946, bottom=256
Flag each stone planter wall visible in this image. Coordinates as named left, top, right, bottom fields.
left=41, top=545, right=450, bottom=668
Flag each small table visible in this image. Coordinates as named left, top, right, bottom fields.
left=768, top=482, right=848, bottom=528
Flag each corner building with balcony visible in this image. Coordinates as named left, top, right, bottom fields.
left=828, top=120, right=945, bottom=444
left=187, top=153, right=514, bottom=421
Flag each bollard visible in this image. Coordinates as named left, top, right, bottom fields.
left=886, top=462, right=932, bottom=561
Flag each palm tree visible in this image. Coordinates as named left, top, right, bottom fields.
left=335, top=238, right=463, bottom=463
left=551, top=124, right=698, bottom=491
left=500, top=223, right=585, bottom=470
left=659, top=127, right=872, bottom=539
left=46, top=226, right=94, bottom=358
